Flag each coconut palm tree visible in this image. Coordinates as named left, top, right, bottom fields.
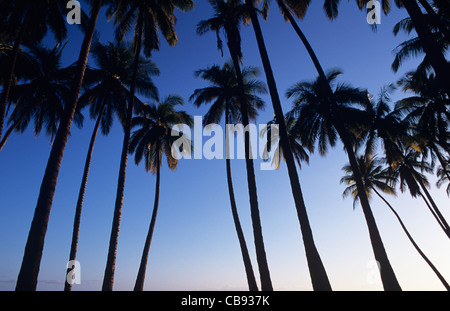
left=354, top=0, right=450, bottom=94
left=190, top=61, right=267, bottom=291
left=64, top=41, right=159, bottom=291
left=341, top=155, right=450, bottom=291
left=0, top=0, right=69, bottom=142
left=287, top=70, right=402, bottom=291
left=389, top=146, right=450, bottom=239
left=0, top=43, right=84, bottom=152
left=129, top=95, right=193, bottom=291
left=16, top=0, right=106, bottom=291
left=102, top=0, right=194, bottom=291
left=198, top=0, right=275, bottom=290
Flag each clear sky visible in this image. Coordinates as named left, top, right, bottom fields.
left=1, top=1, right=449, bottom=291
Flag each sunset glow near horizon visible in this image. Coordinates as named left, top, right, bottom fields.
left=1, top=1, right=449, bottom=291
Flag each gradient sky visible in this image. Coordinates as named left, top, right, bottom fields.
left=1, top=1, right=449, bottom=291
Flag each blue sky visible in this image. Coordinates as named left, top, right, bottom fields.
left=1, top=1, right=449, bottom=291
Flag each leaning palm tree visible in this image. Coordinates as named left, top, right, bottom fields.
left=341, top=155, right=450, bottom=291
left=129, top=95, right=193, bottom=291
left=190, top=61, right=267, bottom=291
left=0, top=43, right=83, bottom=152
left=198, top=0, right=275, bottom=291
left=16, top=0, right=107, bottom=291
left=102, top=0, right=194, bottom=291
left=0, top=0, right=69, bottom=141
left=64, top=41, right=159, bottom=291
left=287, top=70, right=402, bottom=291
left=389, top=146, right=450, bottom=239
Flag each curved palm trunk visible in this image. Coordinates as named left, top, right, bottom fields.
left=417, top=0, right=450, bottom=41
left=402, top=0, right=450, bottom=95
left=0, top=10, right=29, bottom=141
left=341, top=135, right=401, bottom=291
left=245, top=0, right=332, bottom=291
left=15, top=1, right=102, bottom=291
left=228, top=44, right=273, bottom=291
left=134, top=151, right=161, bottom=291
left=102, top=11, right=144, bottom=291
left=225, top=110, right=259, bottom=292
left=64, top=103, right=106, bottom=291
left=373, top=189, right=450, bottom=291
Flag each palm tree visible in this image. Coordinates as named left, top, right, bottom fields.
left=129, top=95, right=193, bottom=291
left=102, top=0, right=194, bottom=291
left=341, top=155, right=450, bottom=291
left=363, top=85, right=450, bottom=238
left=64, top=41, right=159, bottom=291
left=198, top=0, right=275, bottom=291
left=287, top=70, right=402, bottom=291
left=389, top=146, right=450, bottom=239
left=354, top=0, right=450, bottom=94
left=0, top=0, right=68, bottom=142
left=16, top=0, right=106, bottom=291
left=396, top=71, right=450, bottom=180
left=190, top=61, right=267, bottom=291
left=238, top=0, right=333, bottom=291
left=0, top=43, right=83, bottom=151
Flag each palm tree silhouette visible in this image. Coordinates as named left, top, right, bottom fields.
left=287, top=70, right=402, bottom=290
left=198, top=0, right=275, bottom=290
left=15, top=0, right=106, bottom=291
left=103, top=0, right=194, bottom=291
left=191, top=61, right=267, bottom=291
left=341, top=154, right=450, bottom=291
left=64, top=41, right=159, bottom=291
left=0, top=0, right=69, bottom=142
left=129, top=95, right=193, bottom=291
left=0, top=43, right=83, bottom=151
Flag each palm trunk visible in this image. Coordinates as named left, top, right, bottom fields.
left=245, top=0, right=332, bottom=291
left=134, top=151, right=161, bottom=291
left=432, top=144, right=450, bottom=187
left=102, top=11, right=144, bottom=291
left=228, top=41, right=273, bottom=291
left=0, top=10, right=30, bottom=142
left=340, top=133, right=402, bottom=291
left=64, top=103, right=106, bottom=291
left=15, top=1, right=102, bottom=291
left=278, top=1, right=327, bottom=84
left=225, top=109, right=259, bottom=292
left=402, top=0, right=450, bottom=95
left=373, top=188, right=450, bottom=291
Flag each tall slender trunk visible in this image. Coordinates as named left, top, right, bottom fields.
left=432, top=144, right=450, bottom=187
left=0, top=10, right=29, bottom=141
left=15, top=1, right=102, bottom=291
left=245, top=0, right=332, bottom=291
left=228, top=40, right=273, bottom=291
left=373, top=189, right=450, bottom=291
left=64, top=103, right=106, bottom=291
left=340, top=133, right=402, bottom=291
left=134, top=150, right=161, bottom=291
left=225, top=108, right=259, bottom=292
left=402, top=0, right=450, bottom=95
left=102, top=11, right=144, bottom=291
